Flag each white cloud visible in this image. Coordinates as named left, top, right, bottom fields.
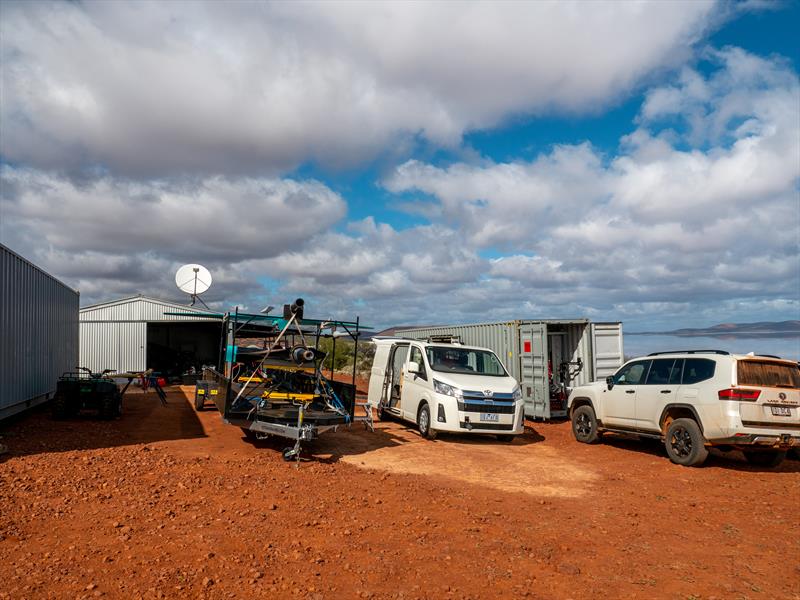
left=1, top=0, right=718, bottom=175
left=381, top=48, right=800, bottom=321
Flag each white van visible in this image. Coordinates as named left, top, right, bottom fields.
left=367, top=337, right=525, bottom=440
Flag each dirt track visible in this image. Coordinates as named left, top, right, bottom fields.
left=1, top=386, right=799, bottom=600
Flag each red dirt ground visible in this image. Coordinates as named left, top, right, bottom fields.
left=1, top=385, right=798, bottom=600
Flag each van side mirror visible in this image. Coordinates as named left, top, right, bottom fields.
left=606, top=376, right=615, bottom=391
left=408, top=361, right=421, bottom=375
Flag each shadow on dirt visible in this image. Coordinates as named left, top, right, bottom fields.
left=599, top=432, right=800, bottom=473
left=0, top=388, right=207, bottom=461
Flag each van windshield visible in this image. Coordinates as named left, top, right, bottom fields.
left=426, top=346, right=507, bottom=377
left=738, top=360, right=800, bottom=389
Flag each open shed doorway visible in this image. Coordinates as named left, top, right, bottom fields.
left=147, top=322, right=221, bottom=381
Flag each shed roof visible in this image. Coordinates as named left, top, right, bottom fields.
left=80, top=294, right=219, bottom=323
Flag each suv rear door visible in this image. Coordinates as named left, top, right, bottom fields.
left=735, top=359, right=800, bottom=429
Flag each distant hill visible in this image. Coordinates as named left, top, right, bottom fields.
left=633, top=321, right=800, bottom=338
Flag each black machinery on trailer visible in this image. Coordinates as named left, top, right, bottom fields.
left=194, top=298, right=372, bottom=463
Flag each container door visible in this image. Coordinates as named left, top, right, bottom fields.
left=591, top=323, right=623, bottom=382
left=519, top=323, right=548, bottom=419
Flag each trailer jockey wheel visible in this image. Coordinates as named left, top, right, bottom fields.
left=282, top=447, right=295, bottom=461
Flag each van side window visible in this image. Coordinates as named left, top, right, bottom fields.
left=409, top=346, right=427, bottom=380
left=682, top=359, right=716, bottom=384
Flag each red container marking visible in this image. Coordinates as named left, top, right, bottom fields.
left=523, top=340, right=531, bottom=353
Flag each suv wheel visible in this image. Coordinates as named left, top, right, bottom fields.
left=743, top=450, right=786, bottom=468
left=665, top=418, right=708, bottom=467
left=417, top=403, right=437, bottom=440
left=571, top=405, right=600, bottom=444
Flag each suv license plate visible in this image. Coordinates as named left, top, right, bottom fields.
left=481, top=413, right=499, bottom=422
left=771, top=407, right=792, bottom=417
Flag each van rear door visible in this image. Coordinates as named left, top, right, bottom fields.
left=735, top=359, right=800, bottom=429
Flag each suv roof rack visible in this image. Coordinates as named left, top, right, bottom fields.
left=647, top=350, right=730, bottom=356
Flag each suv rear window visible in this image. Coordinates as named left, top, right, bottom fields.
left=681, top=358, right=716, bottom=384
left=738, top=360, right=800, bottom=389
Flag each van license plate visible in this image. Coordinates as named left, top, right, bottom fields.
left=771, top=407, right=791, bottom=417
left=481, top=413, right=499, bottom=422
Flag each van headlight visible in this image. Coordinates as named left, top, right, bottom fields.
left=434, top=379, right=462, bottom=400
left=512, top=385, right=522, bottom=401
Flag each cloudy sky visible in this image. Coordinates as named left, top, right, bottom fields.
left=1, top=0, right=798, bottom=331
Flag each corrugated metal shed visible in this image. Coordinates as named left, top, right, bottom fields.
left=79, top=295, right=219, bottom=373
left=1, top=244, right=80, bottom=420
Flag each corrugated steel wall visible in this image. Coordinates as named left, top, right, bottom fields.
left=79, top=322, right=147, bottom=373
left=1, top=244, right=79, bottom=420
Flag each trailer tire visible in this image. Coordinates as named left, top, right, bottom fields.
left=417, top=403, right=437, bottom=440
left=282, top=447, right=296, bottom=461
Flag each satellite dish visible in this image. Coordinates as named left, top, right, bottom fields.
left=175, top=264, right=212, bottom=307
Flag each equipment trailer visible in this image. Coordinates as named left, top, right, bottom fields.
left=191, top=299, right=372, bottom=463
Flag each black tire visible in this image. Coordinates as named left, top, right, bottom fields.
left=376, top=405, right=387, bottom=421
left=496, top=434, right=515, bottom=442
left=571, top=405, right=600, bottom=444
left=194, top=395, right=204, bottom=411
left=743, top=450, right=786, bottom=468
left=788, top=448, right=800, bottom=462
left=51, top=393, right=69, bottom=420
left=417, top=403, right=437, bottom=440
left=665, top=418, right=708, bottom=467
left=99, top=393, right=120, bottom=420
left=282, top=447, right=296, bottom=462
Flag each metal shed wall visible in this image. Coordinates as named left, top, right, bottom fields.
left=79, top=296, right=218, bottom=373
left=1, top=244, right=79, bottom=420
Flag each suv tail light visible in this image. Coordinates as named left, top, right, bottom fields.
left=718, top=388, right=761, bottom=401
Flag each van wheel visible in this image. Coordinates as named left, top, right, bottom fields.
left=788, top=448, right=800, bottom=461
left=665, top=418, right=708, bottom=467
left=376, top=405, right=387, bottom=421
left=743, top=450, right=786, bottom=468
left=571, top=405, right=599, bottom=444
left=417, top=403, right=437, bottom=440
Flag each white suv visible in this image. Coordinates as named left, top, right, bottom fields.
left=567, top=351, right=800, bottom=467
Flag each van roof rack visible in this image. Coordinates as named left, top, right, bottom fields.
left=427, top=335, right=461, bottom=344
left=647, top=350, right=730, bottom=356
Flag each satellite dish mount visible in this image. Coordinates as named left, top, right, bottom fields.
left=175, top=264, right=212, bottom=309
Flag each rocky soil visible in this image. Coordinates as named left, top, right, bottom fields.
left=1, top=386, right=798, bottom=599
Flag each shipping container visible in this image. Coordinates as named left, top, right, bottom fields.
left=0, top=244, right=80, bottom=420
left=394, top=320, right=623, bottom=420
